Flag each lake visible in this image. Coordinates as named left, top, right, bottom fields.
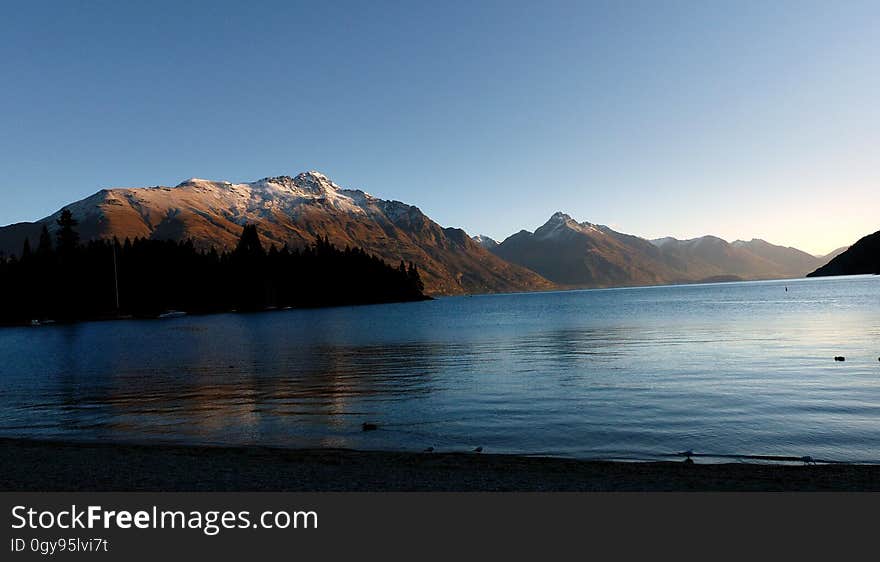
left=1, top=275, right=879, bottom=463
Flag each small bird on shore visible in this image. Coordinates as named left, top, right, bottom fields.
left=361, top=422, right=379, bottom=431
left=473, top=446, right=483, bottom=453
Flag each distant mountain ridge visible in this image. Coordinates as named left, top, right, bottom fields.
left=488, top=212, right=834, bottom=288
left=0, top=172, right=553, bottom=296
left=491, top=212, right=677, bottom=287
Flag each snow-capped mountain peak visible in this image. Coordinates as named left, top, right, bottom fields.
left=472, top=234, right=498, bottom=249
left=250, top=171, right=337, bottom=194
left=548, top=211, right=573, bottom=223
left=176, top=178, right=221, bottom=188
left=174, top=171, right=346, bottom=199
left=293, top=170, right=340, bottom=192
left=535, top=212, right=603, bottom=239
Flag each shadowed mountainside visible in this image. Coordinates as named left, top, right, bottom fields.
left=808, top=230, right=880, bottom=277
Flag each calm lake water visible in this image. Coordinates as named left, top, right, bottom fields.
left=1, top=275, right=879, bottom=463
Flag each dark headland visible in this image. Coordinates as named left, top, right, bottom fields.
left=2, top=438, right=879, bottom=492
left=808, top=229, right=880, bottom=277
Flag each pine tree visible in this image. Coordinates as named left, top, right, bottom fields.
left=56, top=209, right=80, bottom=254
left=37, top=225, right=53, bottom=256
left=235, top=224, right=265, bottom=258
left=407, top=261, right=424, bottom=294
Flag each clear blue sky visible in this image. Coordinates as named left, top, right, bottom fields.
left=1, top=1, right=877, bottom=254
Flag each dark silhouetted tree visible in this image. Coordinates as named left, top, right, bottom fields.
left=37, top=225, right=53, bottom=256
left=235, top=224, right=265, bottom=258
left=232, top=224, right=268, bottom=310
left=407, top=262, right=424, bottom=294
left=56, top=209, right=79, bottom=254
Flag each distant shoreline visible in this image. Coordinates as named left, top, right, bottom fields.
left=2, top=438, right=878, bottom=492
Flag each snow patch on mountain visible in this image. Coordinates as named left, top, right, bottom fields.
left=472, top=234, right=498, bottom=249
left=534, top=212, right=605, bottom=240
left=152, top=171, right=382, bottom=222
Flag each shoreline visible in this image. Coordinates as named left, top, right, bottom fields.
left=2, top=438, right=879, bottom=491
left=0, top=294, right=434, bottom=328
left=5, top=274, right=876, bottom=328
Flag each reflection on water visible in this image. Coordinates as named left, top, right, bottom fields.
left=1, top=275, right=879, bottom=462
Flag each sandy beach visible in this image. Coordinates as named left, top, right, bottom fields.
left=2, top=438, right=879, bottom=492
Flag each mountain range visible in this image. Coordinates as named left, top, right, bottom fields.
left=484, top=212, right=844, bottom=288
left=0, top=172, right=849, bottom=295
left=0, top=172, right=552, bottom=296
